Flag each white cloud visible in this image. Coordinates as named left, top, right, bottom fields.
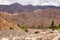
left=28, top=0, right=41, bottom=6
left=0, top=0, right=60, bottom=6
left=0, top=0, right=17, bottom=5
left=0, top=0, right=12, bottom=5
left=41, top=2, right=59, bottom=6
left=17, top=0, right=30, bottom=5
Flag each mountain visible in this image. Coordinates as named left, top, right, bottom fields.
left=0, top=3, right=60, bottom=13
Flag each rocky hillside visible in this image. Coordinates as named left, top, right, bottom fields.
left=0, top=13, right=20, bottom=30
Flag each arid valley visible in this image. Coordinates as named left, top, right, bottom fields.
left=0, top=0, right=60, bottom=40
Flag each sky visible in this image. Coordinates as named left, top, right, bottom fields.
left=0, top=0, right=60, bottom=6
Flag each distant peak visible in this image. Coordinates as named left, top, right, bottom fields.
left=13, top=3, right=20, bottom=5
left=10, top=2, right=22, bottom=6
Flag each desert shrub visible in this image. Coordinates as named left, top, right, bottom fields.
left=10, top=27, right=14, bottom=30
left=34, top=31, right=39, bottom=34
left=21, top=26, right=28, bottom=32
left=24, top=29, right=28, bottom=32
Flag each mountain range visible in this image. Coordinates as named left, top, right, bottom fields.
left=0, top=3, right=60, bottom=28
left=3, top=8, right=60, bottom=28
left=0, top=3, right=60, bottom=13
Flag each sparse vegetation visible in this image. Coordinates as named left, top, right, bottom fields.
left=49, top=20, right=60, bottom=30
left=37, top=24, right=44, bottom=29
left=49, top=20, right=57, bottom=30
left=58, top=24, right=60, bottom=29
left=18, top=24, right=28, bottom=32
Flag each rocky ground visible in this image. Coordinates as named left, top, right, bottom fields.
left=0, top=29, right=60, bottom=40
